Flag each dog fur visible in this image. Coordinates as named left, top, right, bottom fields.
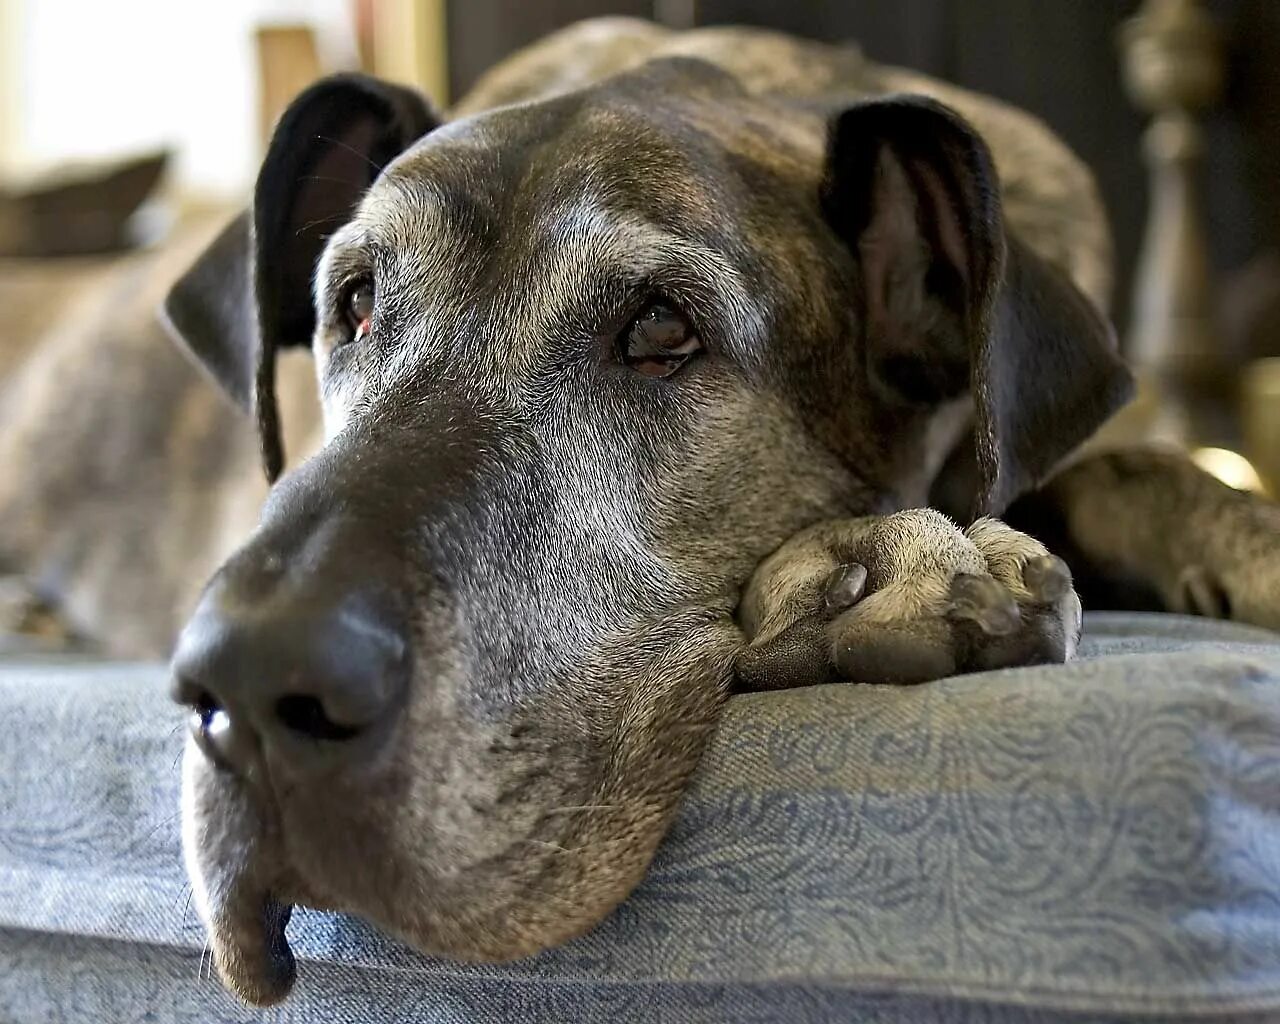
left=2, top=18, right=1278, bottom=1007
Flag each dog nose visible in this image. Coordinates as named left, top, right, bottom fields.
left=170, top=559, right=408, bottom=775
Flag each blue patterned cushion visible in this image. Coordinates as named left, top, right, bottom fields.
left=2, top=613, right=1280, bottom=1023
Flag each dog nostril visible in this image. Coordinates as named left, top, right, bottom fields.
left=274, top=694, right=361, bottom=742
left=181, top=686, right=241, bottom=770
left=192, top=689, right=222, bottom=729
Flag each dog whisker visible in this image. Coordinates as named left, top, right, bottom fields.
left=294, top=212, right=346, bottom=237
left=131, top=809, right=183, bottom=851
left=541, top=804, right=623, bottom=814
left=521, top=838, right=578, bottom=854
left=179, top=883, right=195, bottom=926
left=297, top=173, right=373, bottom=187
left=196, top=939, right=210, bottom=983
left=314, top=135, right=386, bottom=175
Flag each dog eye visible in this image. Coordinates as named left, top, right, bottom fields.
left=342, top=279, right=375, bottom=344
left=619, top=300, right=703, bottom=378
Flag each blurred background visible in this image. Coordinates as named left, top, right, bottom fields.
left=1, top=0, right=1277, bottom=487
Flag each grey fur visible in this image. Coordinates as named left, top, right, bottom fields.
left=0, top=18, right=1277, bottom=1009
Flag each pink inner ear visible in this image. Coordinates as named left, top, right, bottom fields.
left=860, top=147, right=931, bottom=330
left=912, top=159, right=969, bottom=289
left=856, top=145, right=971, bottom=340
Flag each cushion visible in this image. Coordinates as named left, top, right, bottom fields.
left=2, top=612, right=1280, bottom=1023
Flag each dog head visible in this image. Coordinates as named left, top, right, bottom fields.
left=163, top=63, right=1130, bottom=1004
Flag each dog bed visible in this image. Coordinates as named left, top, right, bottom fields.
left=2, top=612, right=1278, bottom=1022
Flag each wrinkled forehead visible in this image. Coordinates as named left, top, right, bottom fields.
left=324, top=97, right=771, bottom=356
left=379, top=94, right=733, bottom=231
left=346, top=97, right=738, bottom=266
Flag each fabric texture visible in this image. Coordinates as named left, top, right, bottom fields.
left=2, top=612, right=1279, bottom=1022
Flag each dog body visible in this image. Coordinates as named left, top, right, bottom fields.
left=455, top=18, right=1113, bottom=309
left=0, top=19, right=1109, bottom=656
left=2, top=19, right=1278, bottom=1007
left=0, top=212, right=325, bottom=653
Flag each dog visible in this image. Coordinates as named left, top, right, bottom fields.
left=2, top=17, right=1279, bottom=1007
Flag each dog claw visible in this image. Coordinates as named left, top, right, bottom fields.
left=947, top=573, right=1020, bottom=636
left=1023, top=554, right=1072, bottom=604
left=824, top=562, right=868, bottom=615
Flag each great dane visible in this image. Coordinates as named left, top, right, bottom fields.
left=2, top=18, right=1278, bottom=1006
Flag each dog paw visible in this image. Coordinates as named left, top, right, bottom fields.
left=1166, top=502, right=1280, bottom=632
left=736, top=510, right=1081, bottom=690
left=0, top=576, right=81, bottom=649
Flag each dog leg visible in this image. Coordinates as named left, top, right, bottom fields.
left=735, top=509, right=1081, bottom=690
left=0, top=576, right=82, bottom=650
left=1006, top=448, right=1280, bottom=631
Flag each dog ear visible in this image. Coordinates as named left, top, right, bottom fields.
left=162, top=74, right=438, bottom=480
left=821, top=96, right=1133, bottom=517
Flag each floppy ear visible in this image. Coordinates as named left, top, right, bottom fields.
left=820, top=96, right=1133, bottom=518
left=161, top=73, right=438, bottom=480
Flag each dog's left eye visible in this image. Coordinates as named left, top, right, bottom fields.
left=619, top=300, right=703, bottom=378
left=342, top=279, right=375, bottom=344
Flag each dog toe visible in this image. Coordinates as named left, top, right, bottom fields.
left=1022, top=554, right=1072, bottom=604
left=946, top=573, right=1020, bottom=636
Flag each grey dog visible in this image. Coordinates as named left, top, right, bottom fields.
left=3, top=17, right=1279, bottom=1008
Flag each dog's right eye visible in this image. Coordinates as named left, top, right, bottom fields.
left=619, top=299, right=703, bottom=378
left=341, top=279, right=375, bottom=344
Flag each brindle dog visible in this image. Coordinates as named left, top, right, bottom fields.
left=2, top=18, right=1279, bottom=1007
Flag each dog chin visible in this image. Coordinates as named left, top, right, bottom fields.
left=189, top=837, right=621, bottom=1009
left=197, top=875, right=620, bottom=1009
left=181, top=616, right=741, bottom=1007
left=182, top=748, right=624, bottom=1008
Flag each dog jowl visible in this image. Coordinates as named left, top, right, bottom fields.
left=163, top=58, right=1127, bottom=1005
